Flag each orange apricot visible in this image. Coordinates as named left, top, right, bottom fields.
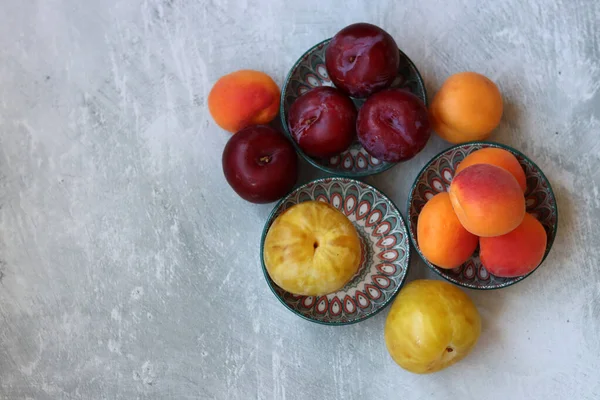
left=417, top=193, right=479, bottom=269
left=208, top=70, right=280, bottom=133
left=480, top=213, right=547, bottom=277
left=456, top=148, right=527, bottom=192
left=449, top=164, right=525, bottom=237
left=430, top=72, right=503, bottom=143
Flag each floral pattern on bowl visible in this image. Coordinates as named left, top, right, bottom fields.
left=261, top=177, right=410, bottom=324
left=407, top=141, right=558, bottom=290
left=280, top=39, right=427, bottom=177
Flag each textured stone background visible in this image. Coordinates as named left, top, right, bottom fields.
left=0, top=0, right=599, bottom=399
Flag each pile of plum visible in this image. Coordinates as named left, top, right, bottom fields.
left=289, top=23, right=430, bottom=163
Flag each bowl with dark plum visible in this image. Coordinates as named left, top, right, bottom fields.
left=280, top=23, right=429, bottom=177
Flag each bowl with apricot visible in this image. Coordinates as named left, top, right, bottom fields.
left=280, top=35, right=428, bottom=177
left=407, top=142, right=558, bottom=290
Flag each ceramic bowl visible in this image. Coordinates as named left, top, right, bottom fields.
left=280, top=39, right=427, bottom=177
left=407, top=141, right=558, bottom=290
left=260, top=177, right=410, bottom=325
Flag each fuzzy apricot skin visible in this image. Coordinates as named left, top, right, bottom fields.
left=208, top=70, right=280, bottom=133
left=430, top=72, right=503, bottom=143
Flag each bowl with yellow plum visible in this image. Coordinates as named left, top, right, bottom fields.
left=261, top=177, right=410, bottom=325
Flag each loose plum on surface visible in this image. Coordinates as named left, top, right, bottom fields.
left=357, top=89, right=431, bottom=162
left=287, top=86, right=357, bottom=158
left=222, top=125, right=298, bottom=204
left=325, top=23, right=399, bottom=98
left=385, top=280, right=481, bottom=374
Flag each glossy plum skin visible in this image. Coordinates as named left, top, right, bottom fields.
left=325, top=23, right=400, bottom=98
left=288, top=86, right=357, bottom=158
left=222, top=125, right=298, bottom=204
left=357, top=89, right=431, bottom=162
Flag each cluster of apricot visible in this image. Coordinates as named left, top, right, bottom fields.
left=417, top=147, right=547, bottom=277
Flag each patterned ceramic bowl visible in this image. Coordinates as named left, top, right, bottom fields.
left=407, top=142, right=558, bottom=290
left=280, top=39, right=427, bottom=177
left=260, top=177, right=410, bottom=325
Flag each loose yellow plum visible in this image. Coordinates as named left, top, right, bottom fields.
left=384, top=280, right=481, bottom=374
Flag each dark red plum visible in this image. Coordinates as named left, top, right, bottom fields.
left=288, top=86, right=357, bottom=158
left=222, top=125, right=298, bottom=203
left=357, top=89, right=431, bottom=163
left=325, top=23, right=399, bottom=98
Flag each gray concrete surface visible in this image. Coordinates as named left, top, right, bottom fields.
left=0, top=0, right=599, bottom=399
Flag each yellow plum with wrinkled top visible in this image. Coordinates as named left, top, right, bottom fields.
left=263, top=201, right=361, bottom=296
left=385, top=280, right=481, bottom=374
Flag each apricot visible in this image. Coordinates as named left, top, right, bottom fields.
left=417, top=193, right=478, bottom=269
left=449, top=164, right=525, bottom=237
left=480, top=213, right=547, bottom=278
left=430, top=72, right=503, bottom=143
left=208, top=70, right=280, bottom=133
left=456, top=148, right=527, bottom=192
